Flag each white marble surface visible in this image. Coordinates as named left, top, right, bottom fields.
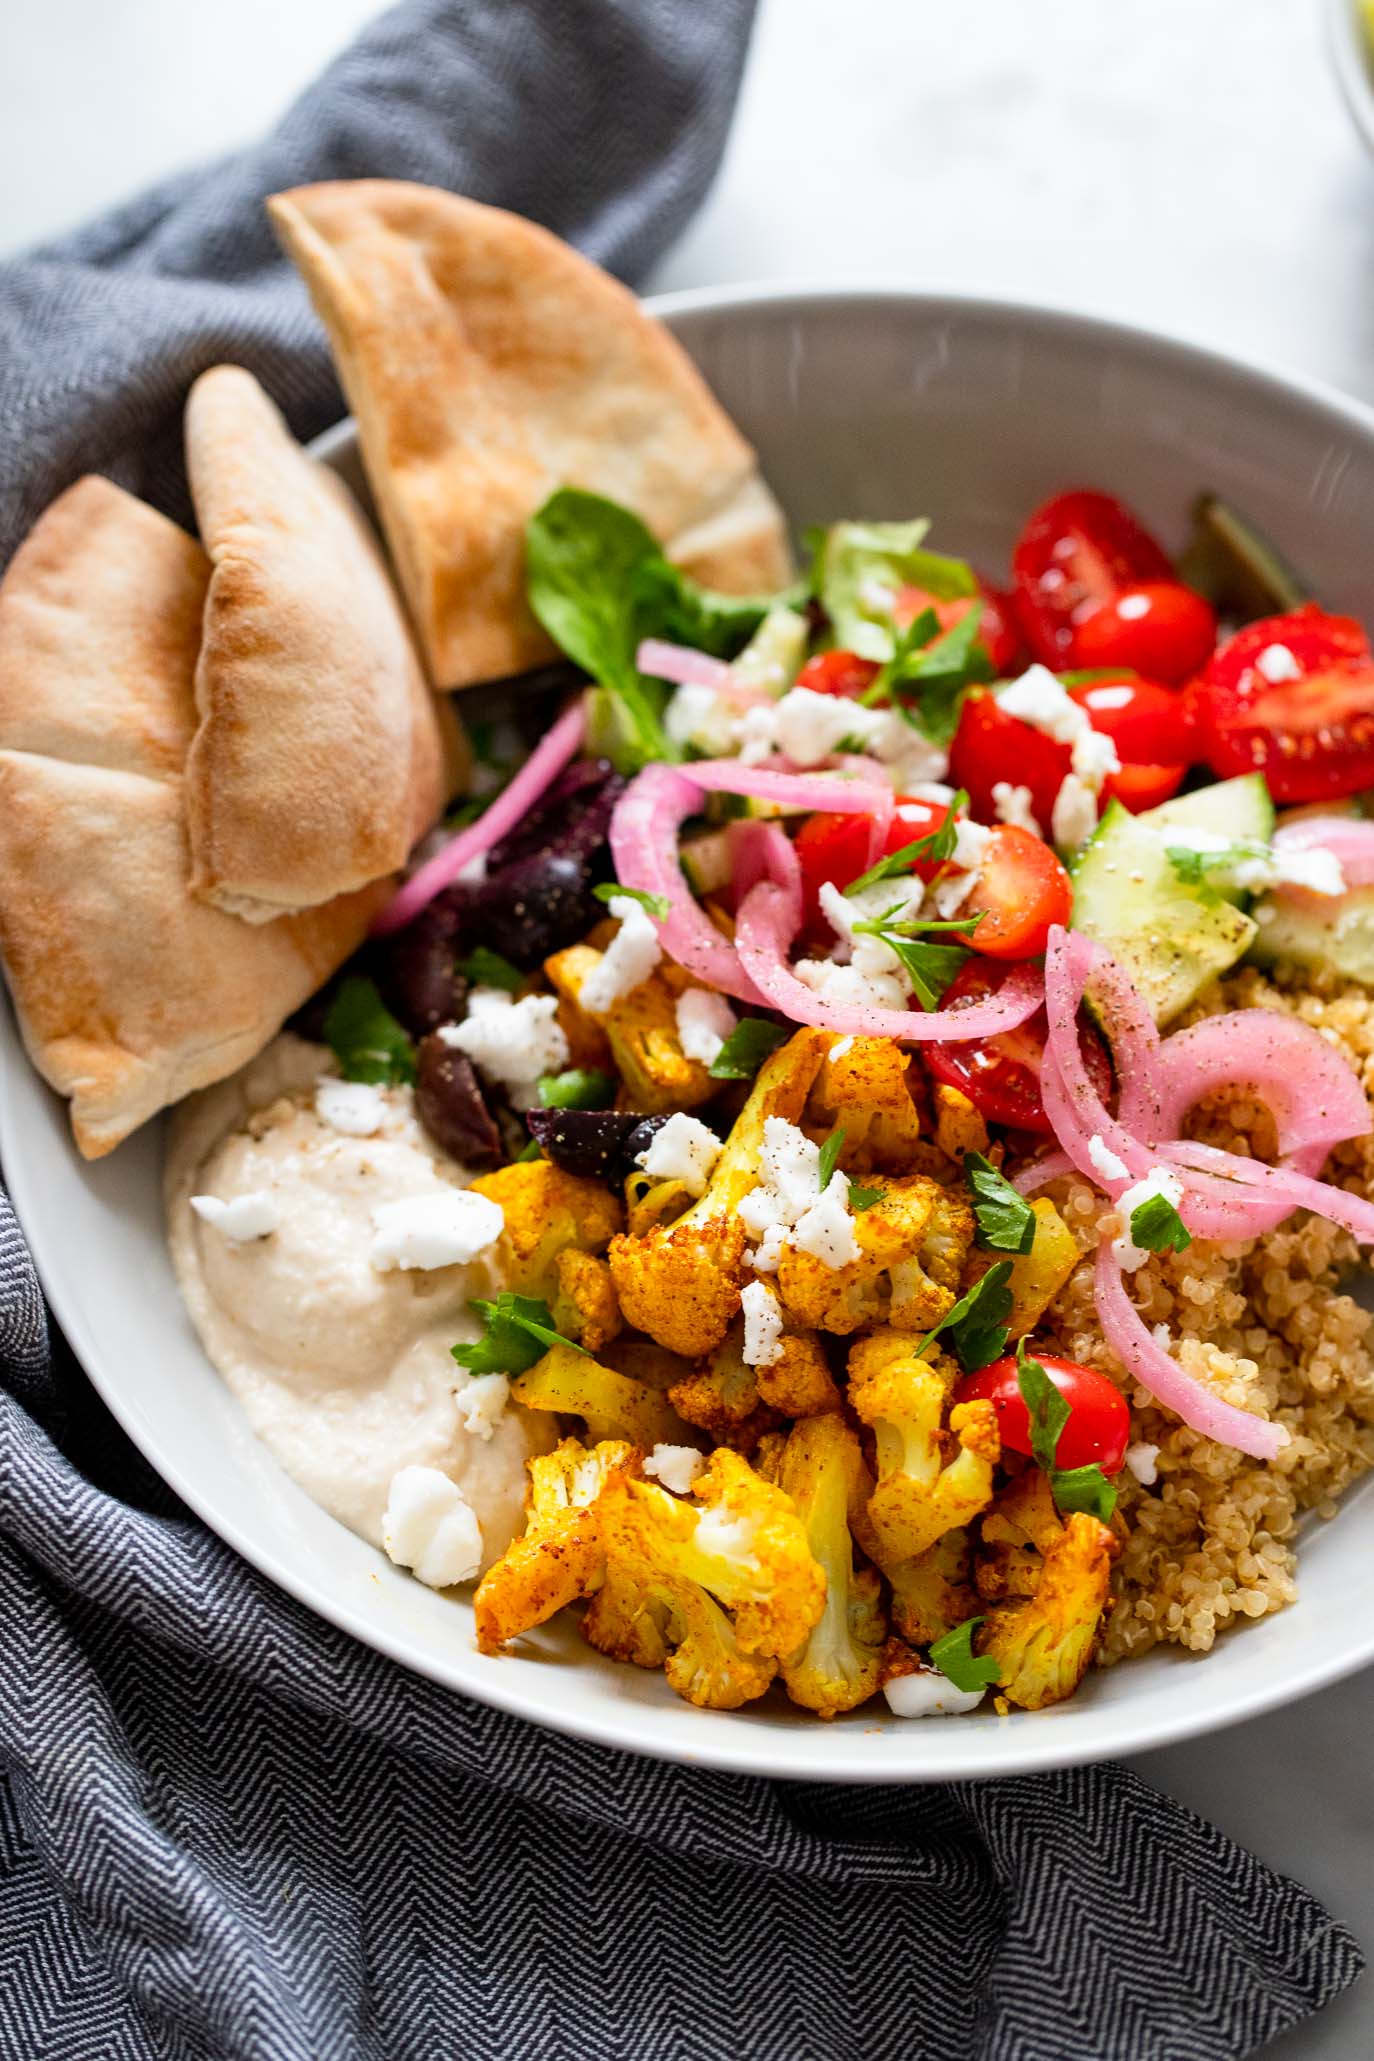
left=1, top=0, right=1372, bottom=2049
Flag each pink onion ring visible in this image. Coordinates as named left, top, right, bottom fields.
left=1012, top=1149, right=1075, bottom=1196
left=730, top=820, right=802, bottom=928
left=1152, top=1011, right=1370, bottom=1181
left=636, top=639, right=735, bottom=693
left=1094, top=1242, right=1289, bottom=1460
left=610, top=762, right=764, bottom=1005
left=373, top=701, right=586, bottom=936
left=1041, top=927, right=1158, bottom=1184
left=735, top=879, right=1045, bottom=1040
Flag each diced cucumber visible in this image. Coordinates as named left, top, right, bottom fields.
left=1250, top=886, right=1374, bottom=987
left=1140, top=773, right=1275, bottom=846
left=731, top=605, right=809, bottom=696
left=1070, top=799, right=1257, bottom=1025
left=680, top=828, right=735, bottom=898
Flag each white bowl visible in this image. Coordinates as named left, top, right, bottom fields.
left=1329, top=0, right=1374, bottom=156
left=8, top=287, right=1374, bottom=1782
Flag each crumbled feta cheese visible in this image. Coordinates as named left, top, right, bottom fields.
left=1124, top=1441, right=1160, bottom=1486
left=1087, top=1134, right=1130, bottom=1184
left=1051, top=773, right=1099, bottom=853
left=793, top=956, right=910, bottom=1014
left=740, top=1279, right=785, bottom=1366
left=453, top=1373, right=509, bottom=1441
left=1112, top=1166, right=1185, bottom=1272
left=369, top=1189, right=504, bottom=1271
left=930, top=815, right=994, bottom=918
left=1235, top=846, right=1346, bottom=898
left=1256, top=643, right=1301, bottom=684
left=996, top=664, right=1084, bottom=743
left=664, top=681, right=744, bottom=757
left=675, top=986, right=737, bottom=1066
left=382, top=1466, right=483, bottom=1587
left=882, top=1669, right=986, bottom=1718
left=636, top=1112, right=722, bottom=1198
left=578, top=896, right=662, bottom=1013
left=737, top=703, right=783, bottom=765
left=1071, top=725, right=1121, bottom=787
left=770, top=687, right=888, bottom=766
left=644, top=1443, right=707, bottom=1494
left=315, top=1077, right=389, bottom=1137
left=991, top=782, right=1041, bottom=836
left=190, top=1191, right=278, bottom=1242
left=789, top=1172, right=862, bottom=1269
left=440, top=988, right=569, bottom=1107
left=902, top=783, right=957, bottom=808
left=871, top=718, right=951, bottom=792
left=829, top=1036, right=855, bottom=1060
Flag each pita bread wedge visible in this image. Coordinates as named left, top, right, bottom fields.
left=184, top=365, right=460, bottom=921
left=267, top=181, right=793, bottom=690
left=0, top=476, right=384, bottom=1159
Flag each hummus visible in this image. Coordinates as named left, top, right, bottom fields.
left=165, top=1034, right=552, bottom=1577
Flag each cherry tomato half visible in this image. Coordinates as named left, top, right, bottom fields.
left=895, top=580, right=1028, bottom=676
left=1194, top=606, right=1374, bottom=802
left=948, top=689, right=1072, bottom=831
left=1012, top=490, right=1174, bottom=670
left=793, top=796, right=951, bottom=929
left=954, top=1354, right=1131, bottom=1474
left=794, top=649, right=881, bottom=699
left=1067, top=673, right=1195, bottom=814
left=1071, top=579, right=1217, bottom=684
left=923, top=960, right=1113, bottom=1135
left=963, top=824, right=1072, bottom=960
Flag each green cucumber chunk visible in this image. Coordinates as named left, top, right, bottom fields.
left=1250, top=885, right=1374, bottom=987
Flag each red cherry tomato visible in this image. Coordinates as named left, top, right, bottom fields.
left=894, top=581, right=1028, bottom=676
left=963, top=825, right=1072, bottom=960
left=1067, top=673, right=1197, bottom=765
left=954, top=1354, right=1131, bottom=1474
left=948, top=689, right=1073, bottom=831
left=793, top=796, right=951, bottom=929
left=923, top=960, right=1113, bottom=1135
left=1012, top=490, right=1174, bottom=669
left=1100, top=761, right=1187, bottom=812
left=1194, top=606, right=1374, bottom=802
left=1071, top=579, right=1217, bottom=684
left=794, top=649, right=881, bottom=699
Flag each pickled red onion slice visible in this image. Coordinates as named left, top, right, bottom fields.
left=636, top=639, right=734, bottom=692
left=1273, top=813, right=1374, bottom=890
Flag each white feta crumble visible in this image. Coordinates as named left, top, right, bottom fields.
left=453, top=1373, right=509, bottom=1441
left=190, top=1191, right=278, bottom=1242
left=1112, top=1166, right=1185, bottom=1272
left=1071, top=724, right=1122, bottom=787
left=675, top=986, right=737, bottom=1066
left=644, top=1444, right=707, bottom=1495
left=740, top=1279, right=785, bottom=1366
left=440, top=988, right=569, bottom=1107
left=635, top=1111, right=722, bottom=1198
left=578, top=896, right=662, bottom=1013
left=768, top=687, right=889, bottom=766
left=739, top=1118, right=860, bottom=1275
left=1235, top=846, right=1346, bottom=898
left=829, top=1036, right=856, bottom=1060
left=1152, top=1322, right=1173, bottom=1351
left=996, top=664, right=1084, bottom=743
left=806, top=878, right=923, bottom=1005
left=369, top=1189, right=504, bottom=1272
left=991, top=782, right=1041, bottom=836
left=314, top=1077, right=389, bottom=1137
left=664, top=681, right=744, bottom=758
left=1051, top=772, right=1099, bottom=854
left=1256, top=643, right=1301, bottom=684
left=1124, top=1442, right=1160, bottom=1486
left=382, top=1466, right=483, bottom=1587
left=931, top=815, right=993, bottom=918
left=902, top=783, right=957, bottom=809
left=1087, top=1134, right=1130, bottom=1185
left=789, top=1172, right=862, bottom=1269
left=793, top=956, right=910, bottom=1014
left=882, top=1670, right=986, bottom=1718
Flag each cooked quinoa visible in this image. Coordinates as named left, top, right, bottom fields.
left=1028, top=963, right=1374, bottom=1666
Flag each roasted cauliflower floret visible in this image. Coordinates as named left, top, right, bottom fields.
left=585, top=1568, right=776, bottom=1710
left=803, top=1035, right=923, bottom=1171
left=551, top=1248, right=622, bottom=1353
left=880, top=1528, right=980, bottom=1647
left=773, top=1175, right=973, bottom=1337
left=847, top=1331, right=999, bottom=1564
left=470, top=1160, right=623, bottom=1296
left=668, top=1321, right=780, bottom=1453
left=771, top=1414, right=885, bottom=1718
left=974, top=1467, right=1065, bottom=1603
left=931, top=1082, right=990, bottom=1163
left=545, top=943, right=713, bottom=1115
left=511, top=1342, right=695, bottom=1449
left=623, top=1170, right=694, bottom=1236
left=977, top=1512, right=1119, bottom=1710
left=968, top=1197, right=1080, bottom=1337
left=755, top=1332, right=842, bottom=1418
left=473, top=1437, right=635, bottom=1654
left=610, top=1028, right=832, bottom=1356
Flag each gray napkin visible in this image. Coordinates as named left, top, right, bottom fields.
left=0, top=4, right=1363, bottom=2056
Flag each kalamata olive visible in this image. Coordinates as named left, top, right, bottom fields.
left=526, top=1109, right=647, bottom=1181
left=414, top=1036, right=503, bottom=1167
left=487, top=759, right=624, bottom=871
left=620, top=1117, right=674, bottom=1174
left=464, top=850, right=602, bottom=968
left=375, top=902, right=468, bottom=1036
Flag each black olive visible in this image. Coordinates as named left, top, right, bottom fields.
left=414, top=1036, right=503, bottom=1166
left=374, top=902, right=468, bottom=1037
left=464, top=850, right=602, bottom=968
left=487, top=759, right=624, bottom=872
left=526, top=1109, right=643, bottom=1181
left=619, top=1116, right=674, bottom=1176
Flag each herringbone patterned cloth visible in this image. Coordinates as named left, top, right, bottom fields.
left=0, top=4, right=1364, bottom=2055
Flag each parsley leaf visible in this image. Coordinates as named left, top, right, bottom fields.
left=1049, top=1463, right=1119, bottom=1524
left=452, top=1293, right=589, bottom=1377
left=848, top=909, right=981, bottom=1013
left=1015, top=1340, right=1119, bottom=1524
left=516, top=1138, right=544, bottom=1163
left=964, top=1150, right=1037, bottom=1255
left=708, top=1018, right=789, bottom=1080
left=537, top=1069, right=616, bottom=1110
left=917, top=1260, right=1013, bottom=1372
left=1129, top=1192, right=1193, bottom=1256
left=592, top=882, right=671, bottom=920
left=457, top=946, right=523, bottom=993
left=847, top=1180, right=887, bottom=1212
left=324, top=977, right=416, bottom=1087
left=927, top=1616, right=1000, bottom=1693
left=817, top=1126, right=845, bottom=1190
left=843, top=789, right=968, bottom=896
left=1164, top=842, right=1262, bottom=890
left=860, top=607, right=993, bottom=744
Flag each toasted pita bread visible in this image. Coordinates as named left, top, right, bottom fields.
left=183, top=365, right=459, bottom=921
left=267, top=182, right=793, bottom=690
left=0, top=476, right=384, bottom=1158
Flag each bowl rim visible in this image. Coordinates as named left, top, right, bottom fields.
left=12, top=279, right=1374, bottom=1783
left=1327, top=0, right=1374, bottom=156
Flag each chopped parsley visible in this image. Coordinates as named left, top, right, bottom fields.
left=452, top=1293, right=588, bottom=1377
left=593, top=882, right=671, bottom=920
left=847, top=1180, right=887, bottom=1212
left=515, top=1138, right=544, bottom=1163
left=849, top=906, right=982, bottom=1013
left=927, top=1616, right=1000, bottom=1693
left=537, top=1069, right=616, bottom=1110
left=917, top=1260, right=1013, bottom=1372
left=323, top=977, right=416, bottom=1087
left=964, top=1151, right=1037, bottom=1255
left=707, top=1018, right=789, bottom=1080
left=457, top=946, right=523, bottom=993
left=1015, top=1340, right=1117, bottom=1525
left=1165, top=841, right=1267, bottom=893
left=842, top=790, right=968, bottom=896
left=1129, top=1192, right=1193, bottom=1256
left=817, top=1126, right=845, bottom=1190
left=860, top=605, right=993, bottom=744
